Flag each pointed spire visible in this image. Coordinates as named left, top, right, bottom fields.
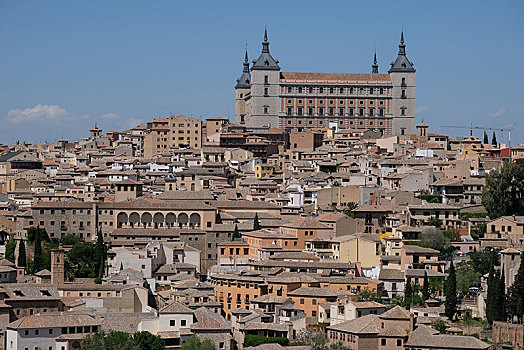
left=398, top=31, right=406, bottom=55
left=372, top=51, right=379, bottom=74
left=262, top=27, right=270, bottom=53
left=243, top=47, right=249, bottom=73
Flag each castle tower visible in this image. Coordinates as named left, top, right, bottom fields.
left=389, top=31, right=416, bottom=136
left=51, top=249, right=65, bottom=285
left=371, top=51, right=379, bottom=74
left=249, top=28, right=281, bottom=128
left=235, top=48, right=251, bottom=125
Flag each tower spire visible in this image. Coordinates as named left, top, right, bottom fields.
left=372, top=51, right=379, bottom=74
left=243, top=47, right=249, bottom=73
left=398, top=31, right=406, bottom=55
left=262, top=27, right=270, bottom=53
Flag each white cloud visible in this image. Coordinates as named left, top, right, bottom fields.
left=488, top=107, right=507, bottom=119
left=415, top=106, right=428, bottom=116
left=6, top=104, right=69, bottom=123
left=101, top=112, right=119, bottom=120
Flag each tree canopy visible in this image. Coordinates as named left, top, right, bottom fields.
left=482, top=160, right=524, bottom=216
left=181, top=335, right=216, bottom=350
left=82, top=331, right=164, bottom=350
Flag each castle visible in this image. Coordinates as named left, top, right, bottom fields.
left=235, top=29, right=416, bottom=136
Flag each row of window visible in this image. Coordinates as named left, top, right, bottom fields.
left=287, top=107, right=385, bottom=117
left=284, top=119, right=386, bottom=127
left=284, top=86, right=387, bottom=95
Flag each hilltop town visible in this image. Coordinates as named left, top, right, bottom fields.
left=0, top=30, right=523, bottom=350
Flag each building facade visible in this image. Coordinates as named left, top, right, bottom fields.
left=235, top=30, right=416, bottom=136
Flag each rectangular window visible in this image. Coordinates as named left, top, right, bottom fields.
left=359, top=108, right=364, bottom=116
left=339, top=108, right=344, bottom=116
left=329, top=108, right=334, bottom=116
left=297, top=107, right=303, bottom=116
left=308, top=107, right=313, bottom=115
left=349, top=108, right=354, bottom=116
left=319, top=107, right=324, bottom=115
left=264, top=75, right=268, bottom=83
left=287, top=107, right=292, bottom=116
left=263, top=106, right=269, bottom=114
left=170, top=320, right=176, bottom=326
left=369, top=108, right=374, bottom=116
left=379, top=108, right=384, bottom=117
left=181, top=320, right=187, bottom=326
left=298, top=87, right=302, bottom=93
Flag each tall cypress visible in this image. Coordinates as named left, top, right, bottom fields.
left=423, top=271, right=430, bottom=301
left=445, top=260, right=457, bottom=320
left=483, top=131, right=489, bottom=144
left=33, top=228, right=43, bottom=272
left=404, top=279, right=413, bottom=309
left=232, top=224, right=240, bottom=240
left=253, top=213, right=260, bottom=231
left=95, top=229, right=105, bottom=278
left=17, top=240, right=26, bottom=267
left=494, top=269, right=506, bottom=322
left=486, top=256, right=496, bottom=324
left=507, top=253, right=524, bottom=322
left=492, top=131, right=497, bottom=146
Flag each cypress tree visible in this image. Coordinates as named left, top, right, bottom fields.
left=253, top=213, right=260, bottom=231
left=486, top=256, right=496, bottom=324
left=33, top=228, right=42, bottom=272
left=423, top=271, right=430, bottom=301
left=494, top=269, right=506, bottom=322
left=17, top=240, right=26, bottom=267
left=5, top=239, right=16, bottom=263
left=445, top=260, right=457, bottom=320
left=492, top=131, right=497, bottom=146
left=404, top=279, right=413, bottom=309
left=232, top=224, right=240, bottom=240
left=95, top=229, right=105, bottom=278
left=483, top=131, right=489, bottom=144
left=507, top=253, right=524, bottom=322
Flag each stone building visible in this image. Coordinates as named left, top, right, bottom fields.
left=235, top=30, right=416, bottom=136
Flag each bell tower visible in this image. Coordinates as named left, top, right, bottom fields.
left=51, top=249, right=65, bottom=285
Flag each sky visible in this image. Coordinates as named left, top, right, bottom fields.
left=1, top=0, right=523, bottom=145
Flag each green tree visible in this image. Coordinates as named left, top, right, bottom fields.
left=404, top=279, right=413, bottom=309
left=17, top=240, right=26, bottom=267
left=60, top=234, right=80, bottom=245
left=492, top=131, right=497, bottom=146
left=66, top=242, right=98, bottom=278
left=181, top=335, right=216, bottom=350
left=427, top=216, right=443, bottom=228
left=432, top=320, right=447, bottom=333
left=133, top=331, right=166, bottom=350
left=507, top=253, right=524, bottom=322
left=455, top=261, right=481, bottom=293
left=445, top=260, right=457, bottom=320
left=423, top=271, right=430, bottom=301
left=33, top=228, right=43, bottom=273
left=486, top=257, right=496, bottom=324
left=417, top=228, right=453, bottom=254
left=483, top=131, right=489, bottom=144
left=232, top=224, right=240, bottom=240
left=343, top=202, right=358, bottom=218
left=357, top=287, right=382, bottom=302
left=482, top=160, right=524, bottom=216
left=5, top=239, right=16, bottom=263
left=95, top=229, right=106, bottom=278
left=443, top=228, right=461, bottom=242
left=253, top=213, right=260, bottom=231
left=82, top=331, right=139, bottom=350
left=493, top=269, right=506, bottom=322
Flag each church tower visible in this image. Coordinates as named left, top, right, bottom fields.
left=249, top=29, right=281, bottom=128
left=389, top=32, right=416, bottom=136
left=235, top=49, right=251, bottom=125
left=51, top=249, right=65, bottom=285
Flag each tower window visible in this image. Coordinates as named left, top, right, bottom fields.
left=340, top=87, right=344, bottom=93
left=264, top=87, right=269, bottom=96
left=264, top=75, right=268, bottom=83
left=329, top=87, right=334, bottom=94
left=309, top=87, right=313, bottom=93
left=370, top=88, right=374, bottom=94
left=359, top=88, right=364, bottom=94
left=401, top=90, right=406, bottom=99
left=288, top=87, right=292, bottom=93
left=298, top=87, right=303, bottom=93
left=350, top=87, right=354, bottom=94
left=319, top=87, right=324, bottom=93
left=380, top=88, right=384, bottom=94
left=263, top=106, right=269, bottom=114
left=401, top=107, right=406, bottom=116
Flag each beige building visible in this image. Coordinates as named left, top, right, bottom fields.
left=332, top=234, right=382, bottom=269
left=144, top=115, right=202, bottom=158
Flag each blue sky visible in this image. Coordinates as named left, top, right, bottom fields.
left=1, top=0, right=523, bottom=145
